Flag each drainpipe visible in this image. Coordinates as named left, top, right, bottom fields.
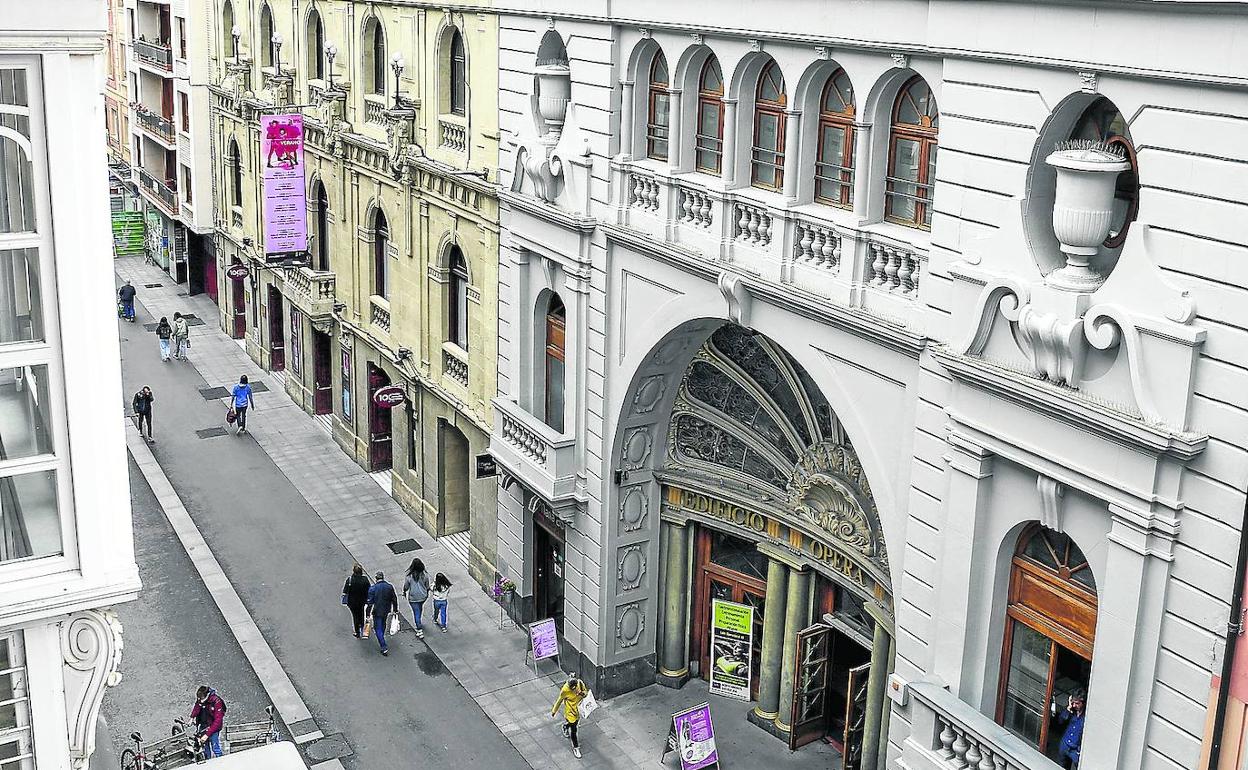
left=1207, top=492, right=1248, bottom=770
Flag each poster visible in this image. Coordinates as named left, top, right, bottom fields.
left=708, top=599, right=753, bottom=701
left=529, top=618, right=559, bottom=661
left=260, top=113, right=307, bottom=260
left=665, top=703, right=718, bottom=770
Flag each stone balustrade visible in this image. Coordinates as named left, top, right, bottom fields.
left=793, top=219, right=842, bottom=274
left=901, top=680, right=1054, bottom=770
left=678, top=187, right=714, bottom=229
left=369, top=296, right=391, bottom=334
left=868, top=241, right=923, bottom=297
left=733, top=201, right=773, bottom=248
left=489, top=397, right=580, bottom=504
left=285, top=267, right=336, bottom=318
left=442, top=345, right=469, bottom=387
left=364, top=95, right=388, bottom=126
left=629, top=174, right=661, bottom=213
left=439, top=118, right=467, bottom=153
left=501, top=410, right=547, bottom=464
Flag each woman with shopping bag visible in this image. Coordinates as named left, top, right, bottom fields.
left=551, top=674, right=593, bottom=759
left=341, top=563, right=371, bottom=638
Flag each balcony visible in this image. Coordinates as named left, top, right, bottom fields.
left=363, top=94, right=388, bottom=126
left=285, top=267, right=336, bottom=319
left=442, top=343, right=468, bottom=388
left=134, top=39, right=173, bottom=71
left=134, top=108, right=175, bottom=145
left=900, top=680, right=1059, bottom=770
left=438, top=116, right=467, bottom=154
left=490, top=397, right=579, bottom=505
left=369, top=295, right=391, bottom=335
left=137, top=168, right=178, bottom=215
left=615, top=162, right=929, bottom=326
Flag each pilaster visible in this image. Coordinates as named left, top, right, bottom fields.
left=774, top=565, right=813, bottom=737
left=750, top=556, right=790, bottom=728
left=657, top=519, right=691, bottom=686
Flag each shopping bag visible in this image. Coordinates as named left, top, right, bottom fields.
left=387, top=613, right=401, bottom=637
left=577, top=690, right=599, bottom=721
left=362, top=617, right=371, bottom=638
left=340, top=594, right=348, bottom=606
left=226, top=407, right=237, bottom=424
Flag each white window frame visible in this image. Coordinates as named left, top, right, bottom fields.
left=0, top=633, right=33, bottom=770
left=0, top=56, right=79, bottom=584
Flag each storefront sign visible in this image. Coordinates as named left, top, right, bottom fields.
left=662, top=702, right=719, bottom=770
left=529, top=618, right=559, bottom=661
left=709, top=600, right=753, bottom=702
left=671, top=488, right=766, bottom=533
left=226, top=263, right=249, bottom=281
left=475, top=453, right=498, bottom=479
left=260, top=113, right=308, bottom=262
left=371, top=384, right=405, bottom=408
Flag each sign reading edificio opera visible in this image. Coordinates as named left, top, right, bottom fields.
left=663, top=485, right=888, bottom=604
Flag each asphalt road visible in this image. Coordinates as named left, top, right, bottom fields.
left=114, top=301, right=528, bottom=770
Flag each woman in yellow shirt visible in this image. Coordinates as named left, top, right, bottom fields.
left=550, top=674, right=589, bottom=759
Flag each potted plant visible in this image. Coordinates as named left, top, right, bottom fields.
left=492, top=575, right=518, bottom=629
left=1045, top=140, right=1131, bottom=291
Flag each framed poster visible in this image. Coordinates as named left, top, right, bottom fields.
left=260, top=113, right=308, bottom=263
left=709, top=599, right=753, bottom=701
left=662, top=702, right=719, bottom=770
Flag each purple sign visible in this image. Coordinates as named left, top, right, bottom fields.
left=372, top=385, right=406, bottom=408
left=529, top=618, right=559, bottom=661
left=260, top=113, right=307, bottom=260
left=671, top=703, right=718, bottom=770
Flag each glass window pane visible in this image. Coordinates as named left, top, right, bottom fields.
left=545, top=357, right=564, bottom=433
left=0, top=469, right=61, bottom=563
left=820, top=125, right=846, bottom=167
left=0, top=136, right=35, bottom=235
left=756, top=113, right=779, bottom=151
left=701, top=61, right=722, bottom=93
left=1002, top=622, right=1052, bottom=746
left=892, top=138, right=920, bottom=183
left=709, top=531, right=767, bottom=580
left=0, top=250, right=42, bottom=345
left=699, top=103, right=720, bottom=138
left=652, top=93, right=669, bottom=129
left=0, top=365, right=52, bottom=461
left=0, top=669, right=23, bottom=731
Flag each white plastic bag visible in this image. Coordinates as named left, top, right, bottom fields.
left=577, top=690, right=599, bottom=721
left=387, top=612, right=401, bottom=637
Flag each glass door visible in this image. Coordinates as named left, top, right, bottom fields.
left=692, top=528, right=767, bottom=699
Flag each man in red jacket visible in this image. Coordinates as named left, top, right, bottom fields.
left=191, top=686, right=226, bottom=758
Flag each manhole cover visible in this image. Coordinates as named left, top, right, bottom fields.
left=195, top=427, right=228, bottom=439
left=142, top=323, right=157, bottom=331
left=387, top=539, right=421, bottom=554
left=302, top=734, right=352, bottom=763
left=183, top=314, right=206, bottom=326
left=199, top=386, right=230, bottom=400
left=144, top=283, right=164, bottom=288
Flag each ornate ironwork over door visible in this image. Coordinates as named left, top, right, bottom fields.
left=790, top=623, right=834, bottom=750
left=842, top=662, right=871, bottom=769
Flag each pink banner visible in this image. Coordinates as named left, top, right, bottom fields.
left=260, top=114, right=307, bottom=259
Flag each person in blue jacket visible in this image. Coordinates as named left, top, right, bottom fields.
left=230, top=375, right=255, bottom=435
left=366, top=571, right=399, bottom=656
left=1056, top=690, right=1086, bottom=768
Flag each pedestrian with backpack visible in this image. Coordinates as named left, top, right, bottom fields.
left=191, top=685, right=226, bottom=758
left=155, top=316, right=173, bottom=362
left=431, top=572, right=453, bottom=632
left=229, top=375, right=255, bottom=435
left=402, top=558, right=431, bottom=639
left=172, top=312, right=190, bottom=360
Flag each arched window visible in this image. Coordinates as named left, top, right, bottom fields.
left=886, top=76, right=939, bottom=229
left=998, top=525, right=1096, bottom=762
left=227, top=139, right=242, bottom=207
left=259, top=4, right=273, bottom=67
left=363, top=17, right=385, bottom=96
left=447, top=247, right=469, bottom=349
left=312, top=181, right=329, bottom=271
left=222, top=0, right=235, bottom=59
left=544, top=295, right=566, bottom=433
left=1071, top=97, right=1138, bottom=249
left=751, top=60, right=786, bottom=190
left=645, top=51, right=670, bottom=161
left=373, top=208, right=389, bottom=298
left=306, top=9, right=324, bottom=80
left=695, top=57, right=724, bottom=174
left=815, top=69, right=855, bottom=207
left=449, top=30, right=467, bottom=116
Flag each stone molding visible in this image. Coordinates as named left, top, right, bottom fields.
left=61, top=608, right=124, bottom=769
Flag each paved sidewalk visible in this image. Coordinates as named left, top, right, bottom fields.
left=116, top=257, right=840, bottom=770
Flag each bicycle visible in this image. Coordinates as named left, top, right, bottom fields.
left=119, top=719, right=203, bottom=770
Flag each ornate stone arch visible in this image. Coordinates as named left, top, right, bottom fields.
left=435, top=11, right=471, bottom=118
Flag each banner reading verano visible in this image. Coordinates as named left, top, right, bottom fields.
left=260, top=113, right=308, bottom=262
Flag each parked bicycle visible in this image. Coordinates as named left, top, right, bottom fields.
left=119, top=706, right=278, bottom=769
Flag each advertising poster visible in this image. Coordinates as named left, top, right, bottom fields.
left=709, top=599, right=753, bottom=701
left=260, top=113, right=307, bottom=261
left=529, top=618, right=559, bottom=661
left=666, top=703, right=719, bottom=770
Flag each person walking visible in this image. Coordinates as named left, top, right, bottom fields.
left=230, top=375, right=255, bottom=435
left=172, top=312, right=190, bottom=360
left=132, top=386, right=155, bottom=442
left=550, top=674, right=589, bottom=759
left=365, top=570, right=399, bottom=656
left=402, top=558, right=431, bottom=639
left=342, top=563, right=372, bottom=638
left=117, top=280, right=137, bottom=322
left=155, top=316, right=173, bottom=362
left=431, top=572, right=453, bottom=633
left=191, top=685, right=226, bottom=759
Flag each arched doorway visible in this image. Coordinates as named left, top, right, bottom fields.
left=644, top=324, right=893, bottom=765
left=229, top=258, right=246, bottom=339
left=366, top=363, right=392, bottom=471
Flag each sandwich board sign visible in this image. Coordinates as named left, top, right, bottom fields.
left=661, top=702, right=719, bottom=769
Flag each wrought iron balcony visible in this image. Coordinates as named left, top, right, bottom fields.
left=900, top=680, right=1060, bottom=770
left=137, top=168, right=178, bottom=215
left=134, top=39, right=173, bottom=71
left=489, top=397, right=579, bottom=505
left=284, top=267, right=336, bottom=319
left=134, top=109, right=175, bottom=144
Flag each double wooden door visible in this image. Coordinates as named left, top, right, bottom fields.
left=366, top=363, right=392, bottom=471
left=691, top=530, right=766, bottom=699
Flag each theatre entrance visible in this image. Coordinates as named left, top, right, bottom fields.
left=690, top=529, right=766, bottom=698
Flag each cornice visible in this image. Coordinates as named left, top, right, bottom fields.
left=500, top=190, right=597, bottom=234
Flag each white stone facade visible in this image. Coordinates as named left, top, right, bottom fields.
left=490, top=3, right=1248, bottom=769
left=1, top=3, right=141, bottom=770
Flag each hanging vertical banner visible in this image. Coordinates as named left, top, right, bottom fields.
left=260, top=113, right=307, bottom=263
left=661, top=702, right=719, bottom=770
left=709, top=599, right=753, bottom=701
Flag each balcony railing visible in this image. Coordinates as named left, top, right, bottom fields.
left=901, top=680, right=1059, bottom=770
left=439, top=117, right=467, bottom=153
left=363, top=95, right=388, bottom=126
left=285, top=267, right=336, bottom=318
left=490, top=397, right=579, bottom=504
left=617, top=162, right=929, bottom=320
left=134, top=39, right=173, bottom=70
left=442, top=343, right=468, bottom=388
left=137, top=168, right=178, bottom=214
left=369, top=296, right=391, bottom=334
left=135, top=109, right=175, bottom=144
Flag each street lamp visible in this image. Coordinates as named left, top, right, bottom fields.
left=325, top=43, right=337, bottom=88
left=390, top=53, right=404, bottom=109
left=231, top=25, right=241, bottom=64
left=271, top=32, right=283, bottom=76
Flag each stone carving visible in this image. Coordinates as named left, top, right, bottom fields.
left=616, top=602, right=645, bottom=647
left=891, top=52, right=910, bottom=69
left=622, top=427, right=653, bottom=468
left=619, top=486, right=648, bottom=532
left=515, top=145, right=565, bottom=204
left=62, top=609, right=124, bottom=769
left=1037, top=474, right=1066, bottom=532
left=632, top=375, right=667, bottom=414
left=1013, top=305, right=1087, bottom=386
left=1079, top=71, right=1098, bottom=94
left=787, top=442, right=889, bottom=573
left=617, top=544, right=647, bottom=590
left=717, top=271, right=752, bottom=326
left=383, top=108, right=416, bottom=180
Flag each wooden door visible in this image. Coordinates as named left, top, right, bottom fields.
left=230, top=266, right=246, bottom=339
left=692, top=529, right=767, bottom=699
left=366, top=363, right=392, bottom=471
left=790, top=624, right=834, bottom=749
left=267, top=286, right=285, bottom=370
left=312, top=331, right=332, bottom=414
left=842, top=663, right=871, bottom=770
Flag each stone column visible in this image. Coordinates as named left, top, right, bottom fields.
left=721, top=98, right=738, bottom=186
left=667, top=89, right=683, bottom=170
left=782, top=109, right=802, bottom=202
left=851, top=122, right=873, bottom=221
left=860, top=615, right=892, bottom=770
left=657, top=520, right=691, bottom=687
left=619, top=80, right=635, bottom=160
left=750, top=557, right=790, bottom=727
left=774, top=566, right=813, bottom=738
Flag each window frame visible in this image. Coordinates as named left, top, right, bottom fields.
left=259, top=4, right=273, bottom=68
left=222, top=0, right=235, bottom=59
left=885, top=75, right=939, bottom=230
left=313, top=181, right=329, bottom=272
left=364, top=18, right=385, bottom=96
left=543, top=295, right=566, bottom=433
left=694, top=57, right=724, bottom=175
left=750, top=61, right=787, bottom=191
left=449, top=31, right=467, bottom=117
left=645, top=51, right=670, bottom=162
left=307, top=9, right=324, bottom=80
left=227, top=139, right=242, bottom=208
left=447, top=247, right=469, bottom=350
left=372, top=209, right=389, bottom=299
left=0, top=634, right=33, bottom=770
left=814, top=69, right=855, bottom=208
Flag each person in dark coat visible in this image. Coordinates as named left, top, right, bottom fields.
left=117, top=280, right=137, bottom=322
left=342, top=563, right=372, bottom=638
left=132, top=386, right=154, bottom=442
left=191, top=685, right=226, bottom=758
left=1055, top=690, right=1086, bottom=768
left=365, top=571, right=399, bottom=656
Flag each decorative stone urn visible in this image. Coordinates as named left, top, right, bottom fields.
left=535, top=62, right=571, bottom=137
left=1045, top=142, right=1131, bottom=291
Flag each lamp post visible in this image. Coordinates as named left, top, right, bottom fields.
left=390, top=53, right=404, bottom=109
left=271, top=32, right=283, bottom=76
left=325, top=43, right=337, bottom=88
left=231, top=25, right=241, bottom=64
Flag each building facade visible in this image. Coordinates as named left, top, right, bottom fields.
left=490, top=3, right=1248, bottom=769
left=104, top=0, right=131, bottom=170
left=207, top=0, right=502, bottom=586
left=124, top=0, right=218, bottom=297
left=2, top=4, right=142, bottom=769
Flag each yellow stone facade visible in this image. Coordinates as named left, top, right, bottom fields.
left=207, top=0, right=500, bottom=585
